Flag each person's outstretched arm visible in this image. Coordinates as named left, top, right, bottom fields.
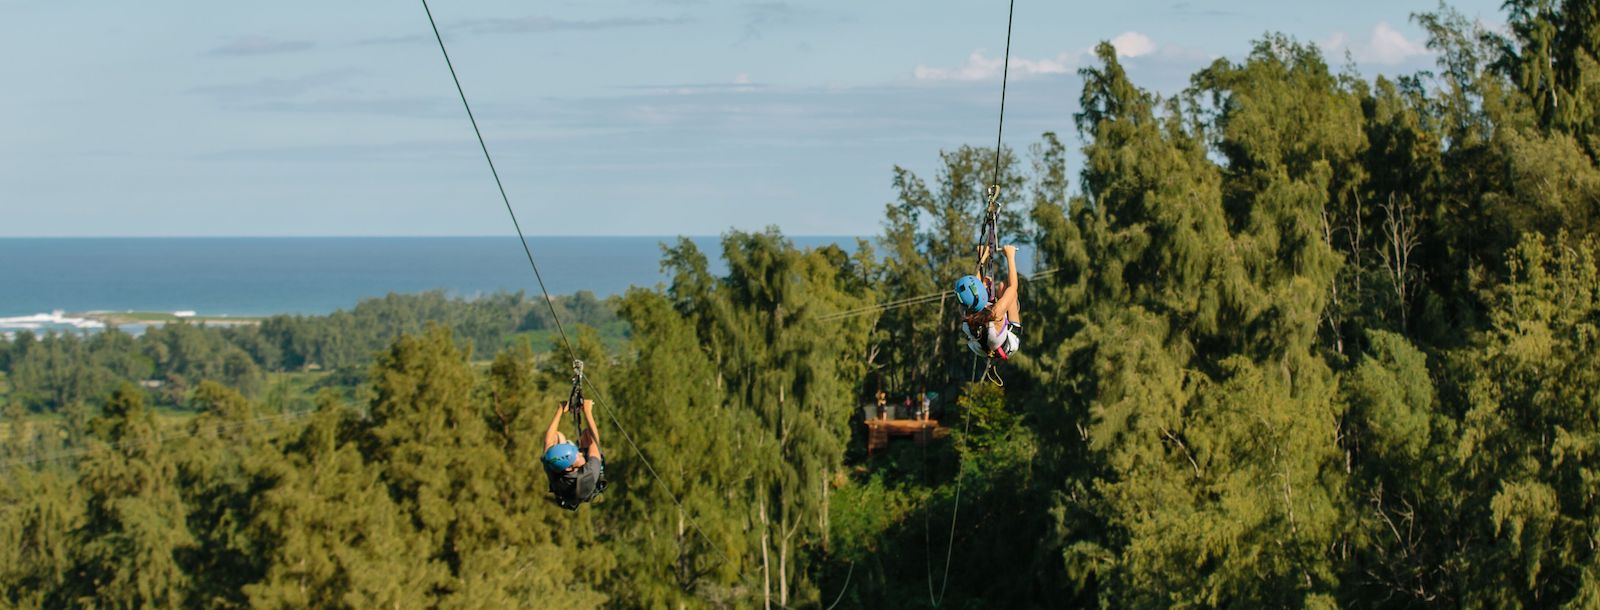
left=579, top=399, right=601, bottom=458
left=1004, top=245, right=1019, bottom=288
left=992, top=245, right=1022, bottom=324
left=544, top=402, right=566, bottom=451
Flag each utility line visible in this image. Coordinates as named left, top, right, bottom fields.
left=819, top=266, right=1054, bottom=323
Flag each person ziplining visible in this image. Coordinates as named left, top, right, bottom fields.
left=542, top=398, right=606, bottom=509
left=541, top=360, right=608, bottom=510
left=955, top=244, right=1023, bottom=360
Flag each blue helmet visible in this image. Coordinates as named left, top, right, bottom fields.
left=542, top=443, right=579, bottom=472
left=953, top=275, right=988, bottom=311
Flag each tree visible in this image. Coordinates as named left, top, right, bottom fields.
left=1031, top=40, right=1354, bottom=607
left=660, top=231, right=871, bottom=608
left=1450, top=234, right=1600, bottom=607
left=0, top=469, right=81, bottom=608
left=359, top=325, right=609, bottom=607
left=67, top=384, right=194, bottom=609
left=607, top=289, right=761, bottom=607
left=242, top=392, right=445, bottom=609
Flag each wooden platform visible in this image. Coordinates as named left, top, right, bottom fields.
left=866, top=419, right=948, bottom=455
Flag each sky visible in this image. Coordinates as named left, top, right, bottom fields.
left=0, top=0, right=1506, bottom=237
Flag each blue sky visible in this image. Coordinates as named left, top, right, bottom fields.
left=0, top=0, right=1504, bottom=237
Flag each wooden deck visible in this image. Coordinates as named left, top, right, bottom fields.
left=866, top=418, right=949, bottom=455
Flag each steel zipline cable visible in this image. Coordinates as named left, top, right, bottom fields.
left=418, top=0, right=735, bottom=567
left=419, top=8, right=871, bottom=603
left=928, top=1, right=1018, bottom=606
left=420, top=8, right=864, bottom=603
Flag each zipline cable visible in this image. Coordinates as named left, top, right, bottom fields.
left=989, top=0, right=1016, bottom=193
left=419, top=0, right=575, bottom=358
left=929, top=1, right=1017, bottom=606
left=419, top=0, right=735, bottom=567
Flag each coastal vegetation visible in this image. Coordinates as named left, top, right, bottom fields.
left=4, top=3, right=1600, bottom=607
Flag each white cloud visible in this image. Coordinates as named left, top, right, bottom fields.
left=1110, top=32, right=1156, bottom=58
left=912, top=31, right=1176, bottom=81
left=913, top=49, right=1078, bottom=81
left=1366, top=22, right=1429, bottom=64
left=1321, top=22, right=1430, bottom=65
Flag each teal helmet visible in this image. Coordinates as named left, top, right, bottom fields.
left=542, top=443, right=579, bottom=472
left=953, top=275, right=988, bottom=311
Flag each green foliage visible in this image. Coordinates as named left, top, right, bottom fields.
left=1451, top=233, right=1600, bottom=607
left=953, top=382, right=1015, bottom=453
left=7, top=330, right=152, bottom=414
left=2, top=3, right=1599, bottom=606
left=0, top=469, right=80, bottom=609
left=68, top=384, right=195, bottom=609
left=247, top=290, right=625, bottom=371
left=826, top=475, right=917, bottom=564
left=242, top=393, right=446, bottom=609
left=142, top=322, right=262, bottom=403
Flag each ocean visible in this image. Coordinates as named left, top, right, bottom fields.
left=0, top=236, right=860, bottom=329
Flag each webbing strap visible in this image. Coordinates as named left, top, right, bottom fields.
left=567, top=360, right=586, bottom=440
left=978, top=185, right=1002, bottom=278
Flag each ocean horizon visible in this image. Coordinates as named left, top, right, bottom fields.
left=0, top=236, right=865, bottom=328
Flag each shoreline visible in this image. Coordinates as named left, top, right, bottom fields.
left=80, top=311, right=263, bottom=327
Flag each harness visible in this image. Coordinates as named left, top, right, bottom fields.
left=971, top=185, right=1009, bottom=385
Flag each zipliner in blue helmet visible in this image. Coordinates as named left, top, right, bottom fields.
left=542, top=442, right=579, bottom=472
left=958, top=245, right=1024, bottom=360
left=953, top=275, right=988, bottom=312
left=542, top=399, right=607, bottom=510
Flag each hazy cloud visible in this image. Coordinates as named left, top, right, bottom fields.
left=356, top=15, right=692, bottom=46
left=618, top=79, right=771, bottom=95
left=455, top=15, right=692, bottom=35
left=187, top=69, right=366, bottom=102
left=740, top=2, right=839, bottom=44
left=356, top=34, right=429, bottom=46
left=206, top=35, right=314, bottom=57
left=1322, top=22, right=1431, bottom=65
left=238, top=98, right=451, bottom=118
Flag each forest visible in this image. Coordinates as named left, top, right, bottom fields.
left=3, top=2, right=1600, bottom=607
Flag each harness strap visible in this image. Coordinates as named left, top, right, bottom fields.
left=978, top=185, right=1002, bottom=276
left=567, top=360, right=585, bottom=440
